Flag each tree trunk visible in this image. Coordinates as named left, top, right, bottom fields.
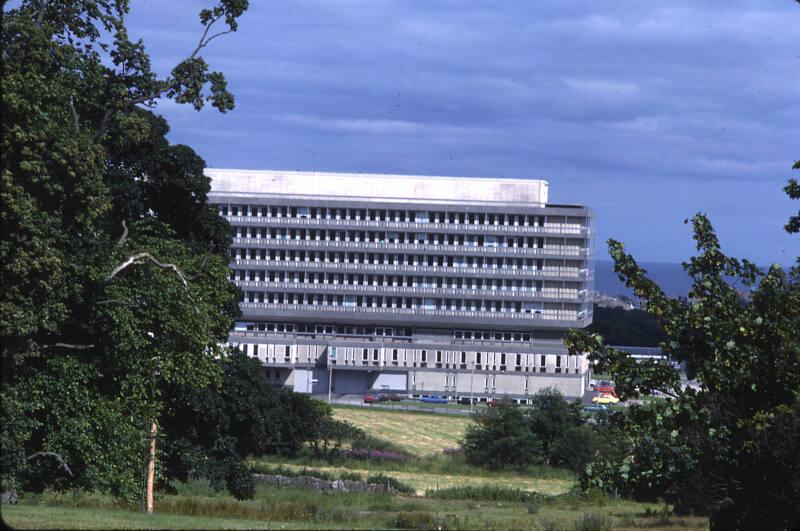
left=146, top=421, right=157, bottom=514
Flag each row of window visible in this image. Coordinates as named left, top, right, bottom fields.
left=233, top=270, right=580, bottom=291
left=230, top=248, right=585, bottom=271
left=240, top=291, right=582, bottom=313
left=221, top=205, right=586, bottom=228
left=233, top=322, right=542, bottom=344
left=234, top=321, right=412, bottom=337
left=232, top=226, right=585, bottom=249
left=241, top=343, right=581, bottom=375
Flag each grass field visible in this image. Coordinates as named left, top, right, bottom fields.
left=4, top=406, right=708, bottom=530
left=2, top=482, right=708, bottom=531
left=0, top=504, right=327, bottom=530
left=332, top=406, right=471, bottom=456
left=249, top=457, right=574, bottom=496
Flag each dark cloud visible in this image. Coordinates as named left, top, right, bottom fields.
left=128, top=0, right=799, bottom=264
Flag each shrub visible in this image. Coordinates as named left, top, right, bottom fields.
left=462, top=403, right=543, bottom=469
left=527, top=497, right=541, bottom=514
left=343, top=448, right=407, bottom=461
left=425, top=484, right=539, bottom=503
left=366, top=473, right=415, bottom=494
left=574, top=512, right=613, bottom=531
left=393, top=511, right=436, bottom=529
left=392, top=511, right=463, bottom=530
left=339, top=471, right=363, bottom=482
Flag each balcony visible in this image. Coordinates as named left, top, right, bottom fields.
left=236, top=281, right=585, bottom=302
left=232, top=259, right=593, bottom=279
left=239, top=301, right=582, bottom=322
left=232, top=237, right=589, bottom=258
left=225, top=215, right=588, bottom=236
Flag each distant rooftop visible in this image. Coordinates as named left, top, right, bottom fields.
left=206, top=168, right=549, bottom=205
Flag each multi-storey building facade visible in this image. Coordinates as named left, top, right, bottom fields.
left=209, top=169, right=594, bottom=401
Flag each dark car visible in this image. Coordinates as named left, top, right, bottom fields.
left=388, top=393, right=404, bottom=402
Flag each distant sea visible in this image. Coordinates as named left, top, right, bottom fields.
left=594, top=261, right=691, bottom=298
left=594, top=260, right=794, bottom=299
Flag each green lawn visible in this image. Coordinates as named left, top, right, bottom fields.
left=248, top=457, right=574, bottom=496
left=4, top=406, right=708, bottom=530
left=2, top=486, right=708, bottom=531
left=332, top=406, right=471, bottom=456
left=0, top=504, right=338, bottom=530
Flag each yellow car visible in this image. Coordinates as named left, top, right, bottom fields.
left=592, top=393, right=620, bottom=405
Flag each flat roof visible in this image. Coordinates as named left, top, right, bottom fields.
left=207, top=168, right=549, bottom=205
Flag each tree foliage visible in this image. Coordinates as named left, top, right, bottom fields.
left=565, top=213, right=800, bottom=530
left=785, top=160, right=800, bottom=234
left=462, top=402, right=543, bottom=470
left=526, top=387, right=583, bottom=461
left=1, top=0, right=248, bottom=504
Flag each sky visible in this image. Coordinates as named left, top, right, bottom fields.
left=126, top=0, right=799, bottom=265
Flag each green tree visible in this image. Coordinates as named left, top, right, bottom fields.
left=565, top=213, right=800, bottom=530
left=159, top=351, right=332, bottom=500
left=2, top=0, right=248, bottom=508
left=549, top=425, right=605, bottom=474
left=785, top=160, right=800, bottom=234
left=525, top=387, right=582, bottom=462
left=462, top=402, right=543, bottom=469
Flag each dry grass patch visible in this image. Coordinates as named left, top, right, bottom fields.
left=332, top=407, right=470, bottom=456
left=254, top=461, right=574, bottom=496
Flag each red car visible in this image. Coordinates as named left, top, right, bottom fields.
left=363, top=394, right=379, bottom=404
left=597, top=386, right=617, bottom=397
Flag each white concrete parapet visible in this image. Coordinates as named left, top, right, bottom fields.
left=207, top=168, right=549, bottom=205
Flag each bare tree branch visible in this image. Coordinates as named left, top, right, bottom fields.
left=128, top=15, right=230, bottom=109
left=107, top=252, right=189, bottom=286
left=27, top=452, right=73, bottom=477
left=106, top=252, right=198, bottom=310
left=69, top=97, right=80, bottom=133
left=40, top=343, right=95, bottom=350
left=91, top=108, right=114, bottom=141
left=188, top=15, right=223, bottom=59
left=184, top=255, right=209, bottom=281
left=116, top=220, right=128, bottom=247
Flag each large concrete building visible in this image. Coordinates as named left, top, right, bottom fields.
left=208, top=169, right=594, bottom=401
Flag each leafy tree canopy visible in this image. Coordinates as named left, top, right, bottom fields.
left=565, top=213, right=800, bottom=530
left=462, top=401, right=543, bottom=470
left=2, top=0, right=248, bottom=504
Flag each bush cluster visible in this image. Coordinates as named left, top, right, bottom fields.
left=425, top=485, right=539, bottom=503
left=343, top=448, right=407, bottom=461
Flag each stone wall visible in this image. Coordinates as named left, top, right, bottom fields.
left=252, top=473, right=395, bottom=494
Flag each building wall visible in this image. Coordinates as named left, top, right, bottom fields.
left=208, top=169, right=594, bottom=401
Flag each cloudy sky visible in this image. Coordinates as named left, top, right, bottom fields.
left=127, top=0, right=798, bottom=265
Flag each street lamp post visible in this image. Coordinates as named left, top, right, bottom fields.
left=470, top=362, right=475, bottom=413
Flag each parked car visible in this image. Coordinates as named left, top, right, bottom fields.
left=592, top=393, right=620, bottom=405
left=363, top=394, right=379, bottom=404
left=458, top=397, right=473, bottom=405
left=419, top=395, right=448, bottom=404
left=365, top=391, right=390, bottom=402
left=583, top=404, right=609, bottom=413
left=388, top=393, right=404, bottom=402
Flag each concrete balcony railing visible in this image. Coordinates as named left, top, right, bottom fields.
left=232, top=237, right=589, bottom=257
left=236, top=281, right=585, bottom=301
left=239, top=301, right=582, bottom=322
left=225, top=215, right=588, bottom=235
left=232, top=259, right=592, bottom=279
